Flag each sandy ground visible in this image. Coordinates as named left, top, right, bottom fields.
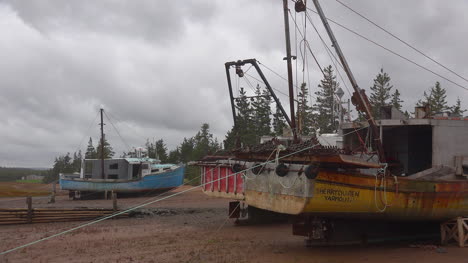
left=0, top=186, right=466, bottom=263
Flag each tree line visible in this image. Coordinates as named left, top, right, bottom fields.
left=224, top=65, right=466, bottom=150
left=42, top=65, right=465, bottom=183
left=43, top=124, right=220, bottom=183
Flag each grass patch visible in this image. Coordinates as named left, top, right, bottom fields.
left=15, top=179, right=42, bottom=183
left=0, top=182, right=50, bottom=197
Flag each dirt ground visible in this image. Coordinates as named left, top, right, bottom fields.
left=0, top=186, right=466, bottom=263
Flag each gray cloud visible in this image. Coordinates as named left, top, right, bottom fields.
left=0, top=0, right=467, bottom=167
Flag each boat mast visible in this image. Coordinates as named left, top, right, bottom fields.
left=312, top=0, right=386, bottom=163
left=282, top=0, right=298, bottom=142
left=100, top=108, right=105, bottom=179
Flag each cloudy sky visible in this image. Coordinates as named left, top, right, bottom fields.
left=1, top=0, right=467, bottom=168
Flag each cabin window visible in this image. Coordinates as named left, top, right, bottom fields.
left=142, top=164, right=149, bottom=170
left=163, top=167, right=171, bottom=171
left=151, top=169, right=160, bottom=173
left=108, top=174, right=118, bottom=179
left=109, top=163, right=119, bottom=169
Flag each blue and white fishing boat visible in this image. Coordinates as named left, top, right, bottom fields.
left=59, top=109, right=185, bottom=198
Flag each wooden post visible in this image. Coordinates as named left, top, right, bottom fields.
left=112, top=191, right=117, bottom=211
left=26, top=196, right=33, bottom=224
left=49, top=183, right=56, bottom=203
left=441, top=223, right=446, bottom=245
left=458, top=217, right=465, bottom=247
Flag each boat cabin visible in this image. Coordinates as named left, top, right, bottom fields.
left=80, top=158, right=160, bottom=181
left=341, top=107, right=468, bottom=178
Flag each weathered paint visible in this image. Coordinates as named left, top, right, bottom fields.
left=199, top=161, right=468, bottom=221
left=59, top=166, right=185, bottom=192
left=201, top=166, right=244, bottom=200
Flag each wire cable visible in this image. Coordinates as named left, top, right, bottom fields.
left=0, top=142, right=326, bottom=256
left=306, top=6, right=468, bottom=92
left=335, top=0, right=468, bottom=85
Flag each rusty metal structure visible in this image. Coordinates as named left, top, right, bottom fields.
left=194, top=0, right=468, bottom=243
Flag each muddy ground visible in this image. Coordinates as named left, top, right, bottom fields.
left=0, top=186, right=466, bottom=263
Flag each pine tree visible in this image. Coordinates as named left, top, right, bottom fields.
left=272, top=105, right=287, bottom=136
left=193, top=123, right=220, bottom=160
left=296, top=83, right=315, bottom=136
left=369, top=68, right=393, bottom=118
left=235, top=87, right=256, bottom=146
left=155, top=139, right=168, bottom=163
left=252, top=85, right=272, bottom=141
left=417, top=81, right=449, bottom=115
left=450, top=97, right=466, bottom=116
left=391, top=89, right=403, bottom=110
left=96, top=136, right=115, bottom=159
left=85, top=137, right=97, bottom=159
left=167, top=148, right=180, bottom=164
left=72, top=150, right=82, bottom=172
left=314, top=65, right=339, bottom=133
left=179, top=138, right=194, bottom=163
left=223, top=126, right=238, bottom=150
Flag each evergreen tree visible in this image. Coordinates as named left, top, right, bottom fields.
left=155, top=139, right=168, bottom=163
left=179, top=137, right=194, bottom=163
left=417, top=81, right=449, bottom=115
left=272, top=105, right=287, bottom=136
left=369, top=68, right=393, bottom=118
left=96, top=136, right=115, bottom=159
left=235, top=87, right=256, bottom=146
left=223, top=126, right=238, bottom=150
left=251, top=85, right=272, bottom=141
left=296, top=83, right=315, bottom=136
left=72, top=150, right=82, bottom=172
left=450, top=97, right=466, bottom=116
left=314, top=65, right=339, bottom=133
left=85, top=137, right=97, bottom=159
left=167, top=148, right=180, bottom=164
left=391, top=89, right=403, bottom=110
left=193, top=123, right=220, bottom=160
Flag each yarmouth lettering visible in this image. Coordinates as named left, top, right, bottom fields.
left=316, top=188, right=360, bottom=203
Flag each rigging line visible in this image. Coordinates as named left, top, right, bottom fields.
left=289, top=9, right=325, bottom=78
left=294, top=10, right=299, bottom=100
left=242, top=74, right=259, bottom=95
left=0, top=142, right=325, bottom=256
left=103, top=111, right=132, bottom=152
left=306, top=7, right=468, bottom=92
left=73, top=111, right=100, bottom=155
left=305, top=11, right=353, bottom=98
left=302, top=5, right=308, bottom=85
left=105, top=111, right=143, bottom=141
left=243, top=65, right=254, bottom=75
left=244, top=72, right=302, bottom=102
left=335, top=0, right=468, bottom=85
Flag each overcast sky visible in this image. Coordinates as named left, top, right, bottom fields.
left=1, top=0, right=467, bottom=168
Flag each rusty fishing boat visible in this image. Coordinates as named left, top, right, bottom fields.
left=194, top=0, right=468, bottom=243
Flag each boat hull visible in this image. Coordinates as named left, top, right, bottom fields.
left=199, top=161, right=468, bottom=221
left=60, top=166, right=185, bottom=193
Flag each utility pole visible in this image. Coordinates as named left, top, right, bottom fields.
left=282, top=0, right=298, bottom=142
left=100, top=108, right=105, bottom=179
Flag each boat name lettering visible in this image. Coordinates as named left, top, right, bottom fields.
left=317, top=188, right=360, bottom=203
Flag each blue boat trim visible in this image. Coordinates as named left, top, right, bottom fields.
left=60, top=166, right=185, bottom=193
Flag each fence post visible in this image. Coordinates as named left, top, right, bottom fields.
left=26, top=196, right=33, bottom=224
left=112, top=191, right=117, bottom=211
left=49, top=183, right=56, bottom=203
